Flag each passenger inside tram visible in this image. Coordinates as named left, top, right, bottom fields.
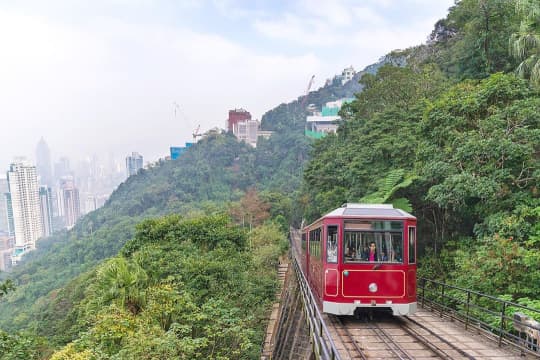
left=363, top=242, right=378, bottom=261
left=345, top=246, right=356, bottom=259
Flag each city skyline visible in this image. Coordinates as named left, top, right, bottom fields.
left=0, top=0, right=454, bottom=167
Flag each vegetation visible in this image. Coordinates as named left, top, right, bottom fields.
left=0, top=280, right=13, bottom=299
left=303, top=0, right=540, bottom=306
left=510, top=0, right=540, bottom=86
left=1, top=0, right=539, bottom=357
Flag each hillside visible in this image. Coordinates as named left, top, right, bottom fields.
left=1, top=0, right=539, bottom=357
left=260, top=58, right=389, bottom=133
left=302, top=0, right=540, bottom=302
left=0, top=62, right=363, bottom=341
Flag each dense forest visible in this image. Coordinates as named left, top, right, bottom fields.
left=1, top=0, right=539, bottom=358
left=304, top=0, right=540, bottom=303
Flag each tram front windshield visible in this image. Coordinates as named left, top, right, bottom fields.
left=343, top=220, right=403, bottom=263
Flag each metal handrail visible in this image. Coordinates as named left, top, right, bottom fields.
left=418, top=277, right=540, bottom=356
left=289, top=230, right=342, bottom=360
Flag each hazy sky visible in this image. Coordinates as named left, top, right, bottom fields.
left=0, top=0, right=454, bottom=169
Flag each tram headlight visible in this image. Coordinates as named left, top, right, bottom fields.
left=368, top=283, right=378, bottom=293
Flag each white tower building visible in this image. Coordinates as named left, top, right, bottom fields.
left=6, top=159, right=43, bottom=251
left=126, top=152, right=143, bottom=178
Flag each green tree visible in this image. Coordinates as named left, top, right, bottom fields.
left=510, top=0, right=540, bottom=86
left=93, top=257, right=149, bottom=315
left=0, top=280, right=14, bottom=299
left=429, top=0, right=520, bottom=79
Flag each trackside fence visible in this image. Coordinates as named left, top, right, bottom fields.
left=289, top=230, right=342, bottom=360
left=418, top=277, right=540, bottom=357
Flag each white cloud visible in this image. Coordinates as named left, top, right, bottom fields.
left=0, top=0, right=455, bottom=167
left=298, top=0, right=353, bottom=27
left=351, top=6, right=386, bottom=26
left=0, top=9, right=322, bottom=165
left=253, top=14, right=338, bottom=46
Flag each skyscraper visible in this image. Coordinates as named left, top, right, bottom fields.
left=39, top=186, right=54, bottom=237
left=36, top=137, right=53, bottom=187
left=60, top=177, right=80, bottom=229
left=0, top=178, right=9, bottom=234
left=54, top=157, right=71, bottom=181
left=125, top=152, right=143, bottom=178
left=6, top=159, right=43, bottom=250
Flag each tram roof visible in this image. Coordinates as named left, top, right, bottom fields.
left=322, top=203, right=416, bottom=220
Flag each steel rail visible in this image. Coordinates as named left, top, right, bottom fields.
left=331, top=316, right=368, bottom=360
left=371, top=321, right=414, bottom=360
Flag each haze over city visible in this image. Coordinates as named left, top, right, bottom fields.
left=1, top=0, right=453, bottom=168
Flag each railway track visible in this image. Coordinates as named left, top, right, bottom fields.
left=330, top=313, right=479, bottom=359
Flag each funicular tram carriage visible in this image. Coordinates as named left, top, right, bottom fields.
left=300, top=203, right=417, bottom=316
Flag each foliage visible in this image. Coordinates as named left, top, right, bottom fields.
left=303, top=0, right=540, bottom=308
left=229, top=188, right=271, bottom=230
left=360, top=169, right=417, bottom=212
left=428, top=0, right=520, bottom=79
left=0, top=280, right=14, bottom=299
left=1, top=0, right=539, bottom=355
left=510, top=0, right=540, bottom=86
left=122, top=214, right=247, bottom=257
left=303, top=63, right=448, bottom=221
left=45, top=215, right=286, bottom=359
left=0, top=329, right=50, bottom=360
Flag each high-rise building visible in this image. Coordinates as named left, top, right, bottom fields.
left=5, top=193, right=15, bottom=236
left=125, top=152, right=143, bottom=178
left=234, top=118, right=261, bottom=147
left=0, top=234, right=14, bottom=271
left=0, top=178, right=9, bottom=234
left=39, top=186, right=54, bottom=237
left=341, top=66, right=356, bottom=84
left=60, top=177, right=80, bottom=229
left=54, top=157, right=71, bottom=181
left=6, top=159, right=43, bottom=251
left=227, top=108, right=252, bottom=132
left=36, top=137, right=53, bottom=186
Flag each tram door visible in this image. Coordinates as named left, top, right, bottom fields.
left=324, top=225, right=339, bottom=298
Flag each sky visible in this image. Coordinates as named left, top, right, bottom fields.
left=0, top=0, right=455, bottom=170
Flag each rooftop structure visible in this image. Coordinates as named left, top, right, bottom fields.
left=227, top=108, right=252, bottom=132
left=170, top=142, right=194, bottom=160
left=305, top=98, right=354, bottom=138
left=228, top=108, right=272, bottom=147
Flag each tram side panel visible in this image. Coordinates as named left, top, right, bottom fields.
left=307, top=226, right=324, bottom=303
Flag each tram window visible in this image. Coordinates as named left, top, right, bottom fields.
left=326, top=226, right=338, bottom=263
left=309, top=227, right=322, bottom=259
left=301, top=233, right=306, bottom=252
left=343, top=230, right=403, bottom=263
left=408, top=227, right=416, bottom=264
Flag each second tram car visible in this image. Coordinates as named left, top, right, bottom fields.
left=300, top=203, right=417, bottom=316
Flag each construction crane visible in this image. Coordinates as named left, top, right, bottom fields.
left=173, top=101, right=202, bottom=142
left=172, top=102, right=180, bottom=117
left=300, top=75, right=315, bottom=110
left=192, top=125, right=202, bottom=141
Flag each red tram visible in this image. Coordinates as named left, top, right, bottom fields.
left=300, top=203, right=417, bottom=316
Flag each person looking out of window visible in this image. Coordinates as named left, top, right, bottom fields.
left=365, top=242, right=377, bottom=261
